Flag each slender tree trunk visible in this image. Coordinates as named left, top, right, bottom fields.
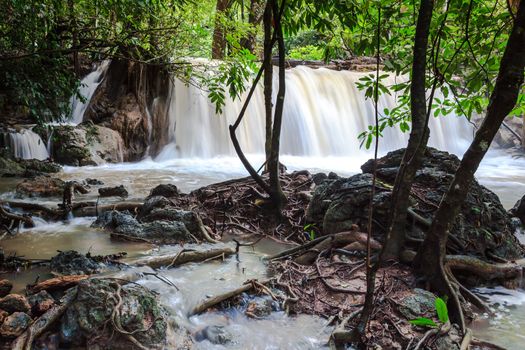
left=380, top=0, right=434, bottom=259
left=212, top=0, right=229, bottom=59
left=415, top=0, right=525, bottom=290
left=68, top=0, right=79, bottom=76
left=267, top=0, right=287, bottom=213
left=241, top=0, right=265, bottom=53
left=263, top=1, right=273, bottom=162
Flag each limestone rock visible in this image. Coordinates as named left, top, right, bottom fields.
left=28, top=290, right=55, bottom=315
left=99, top=185, right=128, bottom=198
left=60, top=278, right=167, bottom=349
left=148, top=184, right=180, bottom=199
left=0, top=280, right=13, bottom=298
left=509, top=195, right=525, bottom=226
left=0, top=294, right=31, bottom=313
left=15, top=176, right=64, bottom=198
left=0, top=312, right=32, bottom=338
left=50, top=250, right=100, bottom=275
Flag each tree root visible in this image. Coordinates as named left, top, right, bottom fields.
left=28, top=275, right=89, bottom=293
left=12, top=287, right=77, bottom=350
left=0, top=203, right=35, bottom=228
left=73, top=202, right=143, bottom=217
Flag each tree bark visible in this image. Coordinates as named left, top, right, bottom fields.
left=415, top=0, right=525, bottom=299
left=380, top=0, right=434, bottom=259
left=212, top=0, right=229, bottom=59
left=241, top=0, right=265, bottom=53
left=263, top=1, right=273, bottom=162
left=267, top=0, right=287, bottom=213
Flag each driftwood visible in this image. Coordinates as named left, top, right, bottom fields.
left=446, top=255, right=523, bottom=281
left=130, top=247, right=235, bottom=269
left=73, top=202, right=143, bottom=217
left=190, top=279, right=271, bottom=315
left=12, top=287, right=77, bottom=350
left=0, top=204, right=35, bottom=228
left=295, top=230, right=381, bottom=265
left=29, top=275, right=89, bottom=293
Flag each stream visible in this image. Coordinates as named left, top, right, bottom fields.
left=1, top=151, right=525, bottom=349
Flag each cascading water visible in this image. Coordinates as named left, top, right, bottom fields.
left=0, top=128, right=49, bottom=160
left=70, top=60, right=110, bottom=124
left=157, top=66, right=474, bottom=161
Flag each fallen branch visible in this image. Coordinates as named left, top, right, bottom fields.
left=130, top=247, right=235, bottom=269
left=73, top=202, right=143, bottom=217
left=446, top=255, right=522, bottom=281
left=29, top=275, right=89, bottom=293
left=190, top=279, right=271, bottom=315
left=12, top=287, right=78, bottom=350
left=0, top=204, right=35, bottom=228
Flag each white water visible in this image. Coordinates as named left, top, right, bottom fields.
left=70, top=60, right=110, bottom=125
left=1, top=128, right=49, bottom=160
left=159, top=67, right=474, bottom=160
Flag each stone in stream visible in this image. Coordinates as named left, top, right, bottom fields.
left=509, top=195, right=525, bottom=226
left=60, top=278, right=167, bottom=349
left=98, top=184, right=129, bottom=198
left=84, top=178, right=104, bottom=186
left=194, top=325, right=232, bottom=345
left=147, top=184, right=180, bottom=199
left=93, top=208, right=208, bottom=244
left=0, top=294, right=31, bottom=313
left=0, top=280, right=13, bottom=298
left=307, top=147, right=525, bottom=260
left=15, top=175, right=65, bottom=198
left=0, top=312, right=32, bottom=338
left=50, top=250, right=101, bottom=275
left=28, top=290, right=55, bottom=316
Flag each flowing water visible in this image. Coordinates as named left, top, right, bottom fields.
left=1, top=65, right=525, bottom=348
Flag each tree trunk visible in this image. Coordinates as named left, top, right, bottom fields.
left=380, top=0, right=434, bottom=259
left=68, top=0, right=79, bottom=76
left=212, top=0, right=229, bottom=59
left=241, top=0, right=265, bottom=53
left=263, top=1, right=273, bottom=162
left=267, top=0, right=287, bottom=213
left=415, top=0, right=525, bottom=303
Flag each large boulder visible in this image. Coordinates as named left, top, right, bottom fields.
left=16, top=175, right=64, bottom=198
left=50, top=250, right=100, bottom=275
left=50, top=124, right=124, bottom=166
left=60, top=279, right=167, bottom=349
left=307, top=148, right=524, bottom=260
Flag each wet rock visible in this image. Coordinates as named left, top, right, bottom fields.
left=148, top=184, right=180, bottom=199
left=0, top=309, right=8, bottom=324
left=19, top=158, right=62, bottom=174
left=99, top=184, right=129, bottom=198
left=28, top=290, right=55, bottom=315
left=92, top=210, right=142, bottom=232
left=509, top=195, right=525, bottom=226
left=0, top=152, right=25, bottom=177
left=50, top=124, right=124, bottom=166
left=398, top=288, right=437, bottom=320
left=245, top=296, right=275, bottom=318
left=308, top=147, right=525, bottom=260
left=194, top=325, right=232, bottom=345
left=0, top=294, right=31, bottom=313
left=138, top=196, right=171, bottom=219
left=0, top=312, right=32, bottom=338
left=434, top=324, right=462, bottom=350
left=60, top=278, right=167, bottom=349
left=50, top=250, right=100, bottom=275
left=312, top=172, right=328, bottom=185
left=16, top=176, right=65, bottom=198
left=0, top=280, right=13, bottom=297
left=85, top=178, right=104, bottom=185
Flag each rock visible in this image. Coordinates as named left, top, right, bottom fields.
left=0, top=309, right=8, bottom=324
left=397, top=288, right=437, bottom=320
left=34, top=332, right=60, bottom=350
left=50, top=124, right=124, bottom=166
left=308, top=147, right=525, bottom=260
left=509, top=195, right=525, bottom=226
left=0, top=280, right=13, bottom=297
left=85, top=178, right=104, bottom=185
left=137, top=196, right=171, bottom=219
left=312, top=172, right=328, bottom=185
left=148, top=184, right=180, bottom=199
left=0, top=152, right=25, bottom=177
left=15, top=175, right=65, bottom=198
left=28, top=290, right=55, bottom=315
left=99, top=185, right=128, bottom=198
left=244, top=296, right=276, bottom=318
left=18, top=158, right=62, bottom=175
left=60, top=278, right=167, bottom=349
left=0, top=312, right=32, bottom=338
left=194, top=325, right=232, bottom=345
left=0, top=294, right=31, bottom=313
left=50, top=250, right=100, bottom=275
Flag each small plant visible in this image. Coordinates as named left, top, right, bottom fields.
left=409, top=297, right=449, bottom=328
left=304, top=223, right=317, bottom=241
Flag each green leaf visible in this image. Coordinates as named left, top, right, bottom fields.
left=409, top=317, right=437, bottom=328
left=435, top=297, right=449, bottom=323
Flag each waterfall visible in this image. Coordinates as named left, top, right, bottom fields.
left=156, top=66, right=474, bottom=160
left=0, top=128, right=49, bottom=160
left=70, top=60, right=110, bottom=124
